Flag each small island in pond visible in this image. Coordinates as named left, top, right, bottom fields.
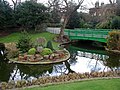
left=4, top=32, right=70, bottom=64
left=9, top=49, right=70, bottom=65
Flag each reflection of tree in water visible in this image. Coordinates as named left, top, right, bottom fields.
left=65, top=61, right=75, bottom=73
left=11, top=64, right=53, bottom=81
left=53, top=63, right=68, bottom=75
left=67, top=46, right=78, bottom=65
left=53, top=61, right=75, bottom=75
left=104, top=52, right=120, bottom=71
left=67, top=46, right=110, bottom=73
left=69, top=51, right=78, bottom=65
left=0, top=62, right=14, bottom=82
left=0, top=43, right=8, bottom=61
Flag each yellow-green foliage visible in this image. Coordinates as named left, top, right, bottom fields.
left=107, top=30, right=120, bottom=50
left=28, top=48, right=36, bottom=55
left=41, top=48, right=53, bottom=56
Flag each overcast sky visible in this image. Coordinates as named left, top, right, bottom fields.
left=7, top=0, right=110, bottom=8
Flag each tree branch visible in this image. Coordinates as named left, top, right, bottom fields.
left=11, top=0, right=16, bottom=5
left=64, top=0, right=68, bottom=7
left=109, top=0, right=113, bottom=4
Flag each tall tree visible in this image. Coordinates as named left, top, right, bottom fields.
left=15, top=1, right=49, bottom=30
left=48, top=0, right=84, bottom=42
left=0, top=0, right=13, bottom=30
left=66, top=11, right=85, bottom=29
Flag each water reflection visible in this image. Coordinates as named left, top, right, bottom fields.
left=9, top=63, right=71, bottom=81
left=69, top=55, right=109, bottom=73
left=51, top=64, right=68, bottom=75
left=10, top=64, right=53, bottom=81
left=0, top=43, right=120, bottom=82
left=68, top=45, right=120, bottom=73
left=0, top=62, right=14, bottom=82
left=104, top=53, right=120, bottom=71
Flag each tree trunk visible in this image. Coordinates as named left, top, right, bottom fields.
left=58, top=17, right=68, bottom=42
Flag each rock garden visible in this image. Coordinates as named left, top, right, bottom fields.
left=5, top=31, right=70, bottom=64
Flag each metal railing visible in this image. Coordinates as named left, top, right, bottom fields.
left=64, top=29, right=112, bottom=42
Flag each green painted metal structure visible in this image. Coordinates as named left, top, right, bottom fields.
left=69, top=45, right=107, bottom=55
left=64, top=29, right=112, bottom=42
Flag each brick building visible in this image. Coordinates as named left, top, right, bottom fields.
left=89, top=1, right=118, bottom=21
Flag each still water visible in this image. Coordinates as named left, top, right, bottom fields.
left=0, top=41, right=120, bottom=82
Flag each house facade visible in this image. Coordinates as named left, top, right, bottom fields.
left=89, top=1, right=118, bottom=21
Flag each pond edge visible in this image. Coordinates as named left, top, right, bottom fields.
left=12, top=77, right=120, bottom=90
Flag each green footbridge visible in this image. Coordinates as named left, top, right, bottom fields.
left=64, top=29, right=112, bottom=43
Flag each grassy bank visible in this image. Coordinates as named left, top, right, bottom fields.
left=0, top=32, right=59, bottom=49
left=24, top=78, right=120, bottom=90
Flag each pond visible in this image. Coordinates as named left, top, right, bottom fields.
left=0, top=40, right=120, bottom=83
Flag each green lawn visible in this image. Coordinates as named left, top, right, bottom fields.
left=24, top=79, right=120, bottom=90
left=0, top=32, right=59, bottom=49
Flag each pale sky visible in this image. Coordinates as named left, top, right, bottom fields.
left=7, top=0, right=111, bottom=9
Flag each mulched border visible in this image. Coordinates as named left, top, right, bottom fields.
left=13, top=77, right=120, bottom=90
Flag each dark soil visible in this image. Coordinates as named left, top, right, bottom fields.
left=0, top=31, right=10, bottom=37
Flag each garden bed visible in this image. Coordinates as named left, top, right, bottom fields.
left=0, top=71, right=120, bottom=90
left=8, top=50, right=70, bottom=65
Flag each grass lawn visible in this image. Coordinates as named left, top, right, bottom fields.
left=0, top=32, right=59, bottom=49
left=24, top=79, right=120, bottom=90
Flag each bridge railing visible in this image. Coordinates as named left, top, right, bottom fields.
left=64, top=29, right=112, bottom=42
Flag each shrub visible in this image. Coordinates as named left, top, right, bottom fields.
left=16, top=31, right=33, bottom=53
left=110, top=16, right=120, bottom=29
left=96, top=21, right=110, bottom=29
left=83, top=23, right=92, bottom=28
left=107, top=30, right=120, bottom=50
left=35, top=23, right=47, bottom=33
left=34, top=37, right=46, bottom=47
left=41, top=48, right=53, bottom=56
left=46, top=40, right=54, bottom=50
left=28, top=48, right=36, bottom=55
left=5, top=43, right=19, bottom=59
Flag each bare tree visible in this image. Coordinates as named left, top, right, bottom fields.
left=11, top=0, right=21, bottom=10
left=48, top=0, right=84, bottom=42
left=109, top=0, right=116, bottom=4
